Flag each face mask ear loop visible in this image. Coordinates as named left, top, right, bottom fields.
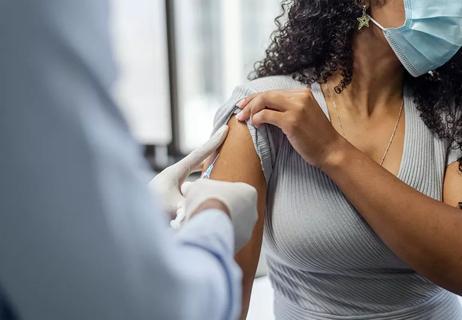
left=368, top=15, right=386, bottom=31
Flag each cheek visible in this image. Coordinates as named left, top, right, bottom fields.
left=372, top=0, right=405, bottom=28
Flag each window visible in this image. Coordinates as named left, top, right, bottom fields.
left=174, top=0, right=281, bottom=152
left=110, top=0, right=172, bottom=145
left=109, top=0, right=282, bottom=158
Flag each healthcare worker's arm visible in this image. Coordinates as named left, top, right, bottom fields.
left=0, top=1, right=244, bottom=319
left=208, top=117, right=267, bottom=319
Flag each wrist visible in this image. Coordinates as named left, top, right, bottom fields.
left=190, top=199, right=230, bottom=219
left=319, top=137, right=353, bottom=173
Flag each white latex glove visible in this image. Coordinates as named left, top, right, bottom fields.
left=150, top=125, right=229, bottom=216
left=181, top=179, right=258, bottom=252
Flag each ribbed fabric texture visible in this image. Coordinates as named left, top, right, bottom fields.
left=213, top=76, right=462, bottom=320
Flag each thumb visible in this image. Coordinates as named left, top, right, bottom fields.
left=180, top=181, right=193, bottom=196
left=176, top=125, right=229, bottom=180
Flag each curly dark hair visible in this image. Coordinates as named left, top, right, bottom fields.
left=250, top=0, right=462, bottom=171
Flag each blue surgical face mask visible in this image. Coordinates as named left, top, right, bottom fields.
left=368, top=0, right=462, bottom=77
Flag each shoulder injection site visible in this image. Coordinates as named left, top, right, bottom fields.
left=202, top=153, right=221, bottom=179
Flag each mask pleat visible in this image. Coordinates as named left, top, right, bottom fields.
left=376, top=0, right=462, bottom=77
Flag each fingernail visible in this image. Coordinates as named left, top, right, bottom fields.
left=236, top=99, right=245, bottom=108
left=236, top=111, right=244, bottom=121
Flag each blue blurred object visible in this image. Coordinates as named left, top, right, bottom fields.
left=0, top=289, right=17, bottom=320
left=0, top=1, right=242, bottom=319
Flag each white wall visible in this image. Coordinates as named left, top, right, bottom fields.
left=110, top=0, right=172, bottom=145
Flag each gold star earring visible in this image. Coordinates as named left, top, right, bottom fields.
left=357, top=5, right=371, bottom=30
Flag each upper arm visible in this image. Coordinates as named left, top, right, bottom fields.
left=210, top=116, right=267, bottom=191
left=443, top=162, right=462, bottom=208
left=443, top=143, right=462, bottom=208
left=208, top=115, right=267, bottom=318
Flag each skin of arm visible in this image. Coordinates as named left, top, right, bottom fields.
left=321, top=139, right=462, bottom=295
left=444, top=162, right=462, bottom=208
left=208, top=116, right=267, bottom=319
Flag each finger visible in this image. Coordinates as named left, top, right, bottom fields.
left=237, top=94, right=269, bottom=122
left=238, top=92, right=288, bottom=122
left=251, top=109, right=285, bottom=129
left=236, top=93, right=258, bottom=109
left=180, top=181, right=192, bottom=195
left=236, top=94, right=259, bottom=121
left=170, top=206, right=185, bottom=229
left=176, top=125, right=229, bottom=179
left=176, top=206, right=186, bottom=221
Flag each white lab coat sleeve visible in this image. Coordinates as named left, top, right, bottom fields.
left=0, top=1, right=241, bottom=320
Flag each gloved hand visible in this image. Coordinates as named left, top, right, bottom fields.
left=181, top=179, right=258, bottom=252
left=150, top=125, right=229, bottom=217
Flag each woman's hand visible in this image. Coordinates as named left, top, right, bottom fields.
left=236, top=89, right=344, bottom=168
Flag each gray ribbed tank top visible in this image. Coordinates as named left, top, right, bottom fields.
left=213, top=75, right=462, bottom=320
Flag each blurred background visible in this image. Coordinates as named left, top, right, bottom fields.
left=110, top=0, right=281, bottom=170
left=109, top=1, right=281, bottom=318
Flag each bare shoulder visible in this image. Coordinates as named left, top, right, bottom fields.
left=208, top=75, right=304, bottom=185
left=209, top=116, right=265, bottom=188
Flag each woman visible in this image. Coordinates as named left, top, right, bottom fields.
left=207, top=0, right=462, bottom=319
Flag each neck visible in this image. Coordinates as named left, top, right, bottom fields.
left=326, top=25, right=404, bottom=116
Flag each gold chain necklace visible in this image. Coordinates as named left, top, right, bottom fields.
left=330, top=88, right=404, bottom=166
